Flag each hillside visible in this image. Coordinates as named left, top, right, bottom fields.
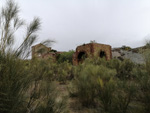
left=112, top=45, right=150, bottom=64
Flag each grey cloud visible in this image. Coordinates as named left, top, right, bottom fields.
left=1, top=0, right=150, bottom=51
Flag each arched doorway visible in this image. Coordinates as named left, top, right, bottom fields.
left=78, top=51, right=87, bottom=63
left=99, top=51, right=106, bottom=58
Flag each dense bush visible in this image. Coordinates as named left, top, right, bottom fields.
left=111, top=81, right=137, bottom=113
left=57, top=61, right=72, bottom=84
left=0, top=55, right=67, bottom=113
left=27, top=59, right=67, bottom=113
left=135, top=50, right=150, bottom=113
left=70, top=59, right=116, bottom=108
left=69, top=57, right=144, bottom=113
left=0, top=1, right=67, bottom=113
left=114, top=59, right=135, bottom=80
left=56, top=50, right=74, bottom=64
left=0, top=53, right=28, bottom=112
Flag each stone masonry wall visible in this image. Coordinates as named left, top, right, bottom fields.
left=73, top=43, right=112, bottom=65
left=32, top=43, right=51, bottom=59
left=92, top=43, right=112, bottom=60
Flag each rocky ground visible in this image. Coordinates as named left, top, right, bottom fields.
left=112, top=48, right=145, bottom=64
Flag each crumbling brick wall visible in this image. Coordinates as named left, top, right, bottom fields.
left=32, top=43, right=53, bottom=59
left=73, top=43, right=112, bottom=65
left=32, top=43, right=63, bottom=61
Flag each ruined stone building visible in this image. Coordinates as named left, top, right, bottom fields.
left=32, top=42, right=145, bottom=64
left=73, top=43, right=112, bottom=65
left=32, top=43, right=112, bottom=64
left=32, top=43, right=57, bottom=60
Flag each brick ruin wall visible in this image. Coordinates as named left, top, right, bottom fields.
left=32, top=44, right=55, bottom=60
left=73, top=43, right=112, bottom=65
left=32, top=43, right=112, bottom=64
left=92, top=43, right=112, bottom=60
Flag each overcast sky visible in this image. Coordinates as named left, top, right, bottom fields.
left=1, top=0, right=150, bottom=51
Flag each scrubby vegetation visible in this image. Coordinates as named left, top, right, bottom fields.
left=56, top=50, right=74, bottom=64
left=68, top=54, right=150, bottom=113
left=1, top=0, right=150, bottom=113
left=0, top=1, right=67, bottom=113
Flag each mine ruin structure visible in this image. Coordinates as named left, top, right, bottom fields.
left=73, top=43, right=112, bottom=65
left=32, top=43, right=57, bottom=60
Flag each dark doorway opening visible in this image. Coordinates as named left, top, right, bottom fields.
left=78, top=52, right=87, bottom=63
left=100, top=51, right=106, bottom=58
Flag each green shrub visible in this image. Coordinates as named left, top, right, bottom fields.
left=72, top=63, right=116, bottom=107
left=57, top=61, right=72, bottom=84
left=111, top=81, right=137, bottom=113
left=110, top=59, right=135, bottom=80
left=56, top=50, right=74, bottom=64
left=97, top=74, right=116, bottom=112
left=0, top=1, right=67, bottom=112
left=70, top=58, right=140, bottom=113
left=135, top=50, right=150, bottom=113
left=0, top=54, right=28, bottom=113
left=83, top=57, right=107, bottom=66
